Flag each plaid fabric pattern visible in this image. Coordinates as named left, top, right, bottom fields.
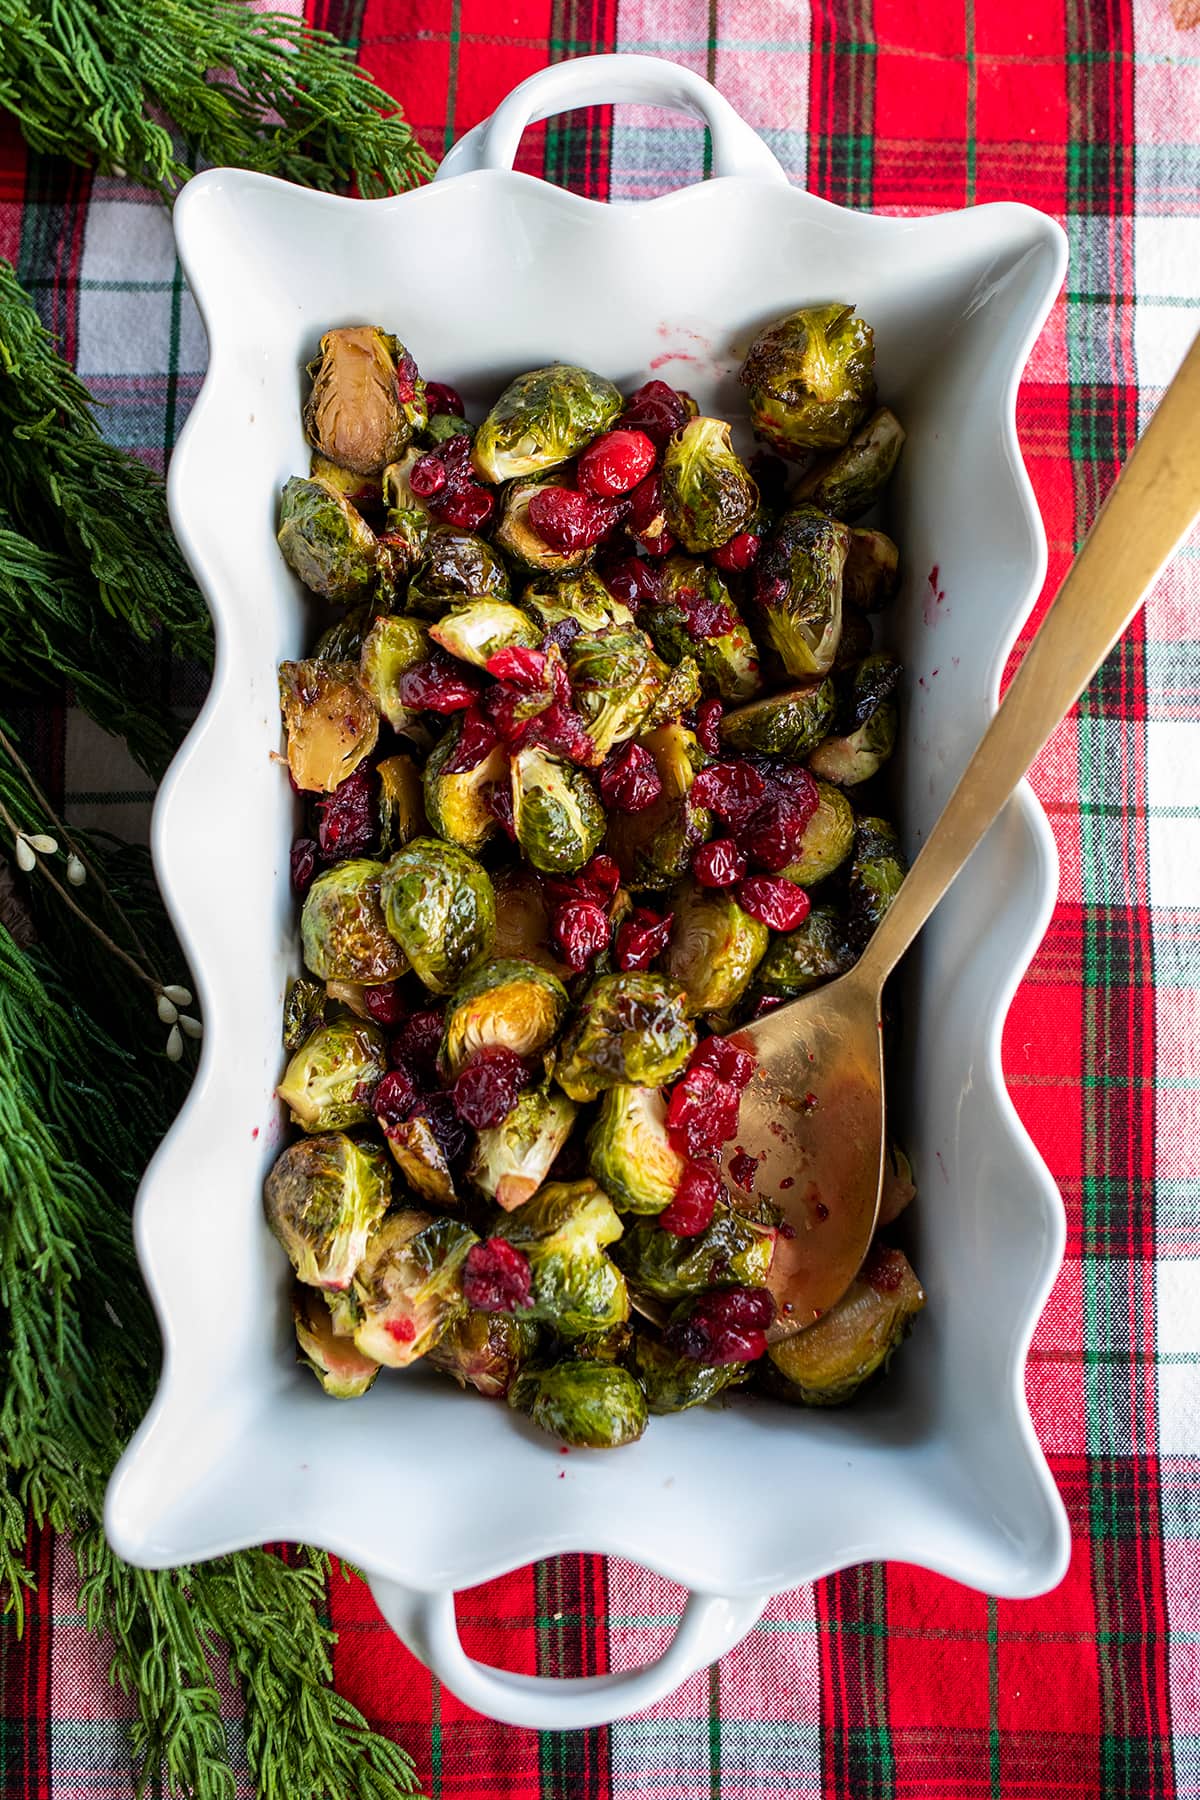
left=2, top=1, right=1199, bottom=1793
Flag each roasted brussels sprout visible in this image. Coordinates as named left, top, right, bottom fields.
left=277, top=477, right=379, bottom=604
left=276, top=1016, right=387, bottom=1132
left=440, top=958, right=570, bottom=1076
left=312, top=603, right=374, bottom=664
left=843, top=528, right=900, bottom=611
left=383, top=1110, right=458, bottom=1208
left=720, top=678, right=837, bottom=760
left=586, top=1085, right=683, bottom=1214
left=323, top=1284, right=363, bottom=1338
left=554, top=972, right=695, bottom=1102
left=571, top=1322, right=634, bottom=1364
left=753, top=505, right=849, bottom=678
left=613, top=1202, right=775, bottom=1300
left=376, top=753, right=427, bottom=853
left=323, top=978, right=372, bottom=1020
left=469, top=1088, right=579, bottom=1210
left=564, top=630, right=667, bottom=757
left=490, top=866, right=566, bottom=974
left=606, top=724, right=712, bottom=891
left=472, top=364, right=623, bottom=484
left=427, top=1308, right=539, bottom=1397
left=764, top=1245, right=924, bottom=1405
left=406, top=526, right=511, bottom=616
left=283, top=975, right=325, bottom=1054
left=264, top=1131, right=391, bottom=1290
left=739, top=304, right=875, bottom=455
left=846, top=817, right=906, bottom=949
left=358, top=614, right=429, bottom=731
left=278, top=659, right=379, bottom=794
left=808, top=655, right=900, bottom=786
left=292, top=1284, right=380, bottom=1398
left=496, top=1180, right=629, bottom=1337
left=352, top=1209, right=477, bottom=1367
left=509, top=1359, right=647, bottom=1448
left=660, top=416, right=758, bottom=553
left=301, top=860, right=407, bottom=984
left=511, top=746, right=607, bottom=875
left=644, top=655, right=704, bottom=729
left=780, top=779, right=855, bottom=886
left=754, top=902, right=854, bottom=997
left=632, top=1334, right=751, bottom=1415
left=429, top=599, right=539, bottom=667
left=309, top=453, right=382, bottom=512
left=795, top=407, right=905, bottom=521
left=380, top=838, right=495, bottom=995
left=879, top=1142, right=917, bottom=1226
left=665, top=883, right=769, bottom=1017
left=493, top=472, right=594, bottom=574
left=522, top=568, right=636, bottom=634
left=423, top=724, right=508, bottom=855
left=641, top=558, right=762, bottom=704
left=303, top=326, right=426, bottom=474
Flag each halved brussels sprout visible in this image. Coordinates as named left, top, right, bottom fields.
left=323, top=978, right=372, bottom=1020
left=522, top=568, right=636, bottom=634
left=469, top=1089, right=579, bottom=1210
left=472, top=364, right=623, bottom=484
left=496, top=1180, right=629, bottom=1338
left=427, top=1308, right=540, bottom=1398
left=264, top=1131, right=391, bottom=1290
left=292, top=1284, right=380, bottom=1398
left=283, top=975, right=325, bottom=1054
left=380, top=838, right=495, bottom=995
left=358, top=614, right=429, bottom=731
left=277, top=477, right=379, bottom=604
left=606, top=724, right=712, bottom=891
left=764, top=1245, right=924, bottom=1405
left=632, top=1334, right=751, bottom=1415
left=739, top=304, right=875, bottom=455
left=753, top=505, right=849, bottom=678
left=423, top=725, right=508, bottom=855
left=554, top=972, right=695, bottom=1102
left=276, top=1016, right=387, bottom=1133
left=309, top=453, right=382, bottom=512
left=383, top=1111, right=458, bottom=1208
left=379, top=450, right=433, bottom=577
left=644, top=655, right=703, bottom=729
left=490, top=866, right=567, bottom=974
left=795, top=407, right=905, bottom=521
left=780, top=779, right=855, bottom=886
left=302, top=860, right=407, bottom=985
left=352, top=1209, right=477, bottom=1368
left=660, top=416, right=759, bottom=553
left=641, top=557, right=762, bottom=704
left=843, top=528, right=900, bottom=612
left=377, top=753, right=427, bottom=853
left=313, top=603, right=374, bottom=664
left=278, top=659, right=379, bottom=794
left=493, top=472, right=594, bottom=574
left=509, top=1359, right=647, bottom=1448
left=429, top=600, right=539, bottom=667
left=440, top=958, right=570, bottom=1077
left=303, top=326, right=426, bottom=475
left=612, top=1201, right=775, bottom=1301
left=754, top=902, right=854, bottom=997
left=878, top=1142, right=917, bottom=1226
left=565, top=630, right=667, bottom=757
left=809, top=653, right=901, bottom=786
left=323, top=1285, right=363, bottom=1337
left=406, top=527, right=511, bottom=617
left=511, top=746, right=607, bottom=875
left=719, top=678, right=837, bottom=761
left=665, top=883, right=769, bottom=1017
left=586, top=1085, right=684, bottom=1214
left=846, top=816, right=906, bottom=949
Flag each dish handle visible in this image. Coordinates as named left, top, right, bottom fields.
left=435, top=52, right=788, bottom=190
left=367, top=1570, right=767, bottom=1729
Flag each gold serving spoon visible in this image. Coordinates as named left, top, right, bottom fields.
left=724, top=331, right=1200, bottom=1341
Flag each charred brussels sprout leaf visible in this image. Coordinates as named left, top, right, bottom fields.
left=292, top=1284, right=380, bottom=1398
left=509, top=1359, right=647, bottom=1448
left=780, top=780, right=855, bottom=886
left=796, top=407, right=906, bottom=522
left=496, top=1180, right=629, bottom=1338
left=764, top=1246, right=924, bottom=1405
left=613, top=1202, right=776, bottom=1301
left=406, top=527, right=511, bottom=616
left=645, top=656, right=703, bottom=729
left=313, top=603, right=374, bottom=664
left=754, top=903, right=854, bottom=997
left=660, top=416, right=758, bottom=553
left=808, top=654, right=901, bottom=788
left=554, top=973, right=695, bottom=1102
left=278, top=659, right=378, bottom=794
left=739, top=304, right=875, bottom=456
left=301, top=860, right=407, bottom=985
left=522, top=568, right=636, bottom=634
left=720, top=679, right=837, bottom=761
left=429, top=599, right=539, bottom=667
left=470, top=1089, right=579, bottom=1210
left=472, top=364, right=623, bottom=485
left=565, top=630, right=667, bottom=757
left=846, top=816, right=906, bottom=949
left=441, top=958, right=570, bottom=1077
left=633, top=1335, right=751, bottom=1415
left=323, top=1287, right=362, bottom=1338
left=358, top=614, right=429, bottom=731
left=283, top=975, right=326, bottom=1054
left=843, top=528, right=900, bottom=612
left=278, top=477, right=379, bottom=604
left=377, top=753, right=428, bottom=853
left=380, top=838, right=496, bottom=995
left=423, top=725, right=508, bottom=855
left=382, top=1111, right=458, bottom=1208
left=665, top=882, right=769, bottom=1017
left=606, top=724, right=712, bottom=892
left=753, top=504, right=849, bottom=678
left=586, top=1085, right=684, bottom=1214
left=352, top=1209, right=478, bottom=1367
left=493, top=473, right=595, bottom=574
left=263, top=1131, right=391, bottom=1290
left=422, top=413, right=473, bottom=446
left=276, top=1016, right=387, bottom=1132
left=511, top=747, right=607, bottom=875
left=303, top=326, right=426, bottom=475
left=642, top=557, right=763, bottom=704
left=427, top=1309, right=539, bottom=1398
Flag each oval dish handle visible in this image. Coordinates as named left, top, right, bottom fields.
left=367, top=1571, right=767, bottom=1729
left=435, top=52, right=789, bottom=189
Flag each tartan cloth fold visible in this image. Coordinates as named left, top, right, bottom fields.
left=2, top=1, right=1199, bottom=1794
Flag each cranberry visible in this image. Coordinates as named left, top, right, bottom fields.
left=527, top=488, right=623, bottom=554
left=552, top=897, right=611, bottom=971
left=627, top=472, right=665, bottom=536
left=659, top=1161, right=723, bottom=1236
left=514, top=700, right=597, bottom=766
left=394, top=349, right=420, bottom=405
left=398, top=654, right=481, bottom=714
left=409, top=451, right=447, bottom=497
left=666, top=1065, right=742, bottom=1158
left=691, top=838, right=747, bottom=888
left=486, top=646, right=547, bottom=688
left=371, top=1067, right=417, bottom=1125
left=390, top=1009, right=444, bottom=1081
left=753, top=994, right=784, bottom=1016
left=621, top=379, right=689, bottom=447
left=463, top=1238, right=533, bottom=1313
left=430, top=483, right=494, bottom=530
left=736, top=792, right=815, bottom=871
left=578, top=854, right=621, bottom=903
left=578, top=429, right=656, bottom=497
left=695, top=698, right=724, bottom=756
left=542, top=617, right=582, bottom=653
left=676, top=583, right=736, bottom=639
left=451, top=1046, right=530, bottom=1128
left=614, top=909, right=673, bottom=972
left=636, top=525, right=677, bottom=559
left=729, top=1148, right=759, bottom=1190
left=486, top=777, right=516, bottom=837
left=749, top=450, right=789, bottom=510
left=444, top=706, right=500, bottom=773
left=290, top=837, right=318, bottom=894
left=689, top=1034, right=755, bottom=1091
left=712, top=531, right=761, bottom=573
left=690, top=760, right=768, bottom=830
left=315, top=766, right=377, bottom=862
left=425, top=381, right=465, bottom=418
left=362, top=982, right=407, bottom=1027
left=736, top=876, right=811, bottom=931
left=665, top=1286, right=776, bottom=1365
left=416, top=1090, right=470, bottom=1164
left=599, top=741, right=663, bottom=813
left=600, top=554, right=662, bottom=610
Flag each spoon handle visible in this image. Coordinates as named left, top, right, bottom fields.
left=855, top=330, right=1200, bottom=990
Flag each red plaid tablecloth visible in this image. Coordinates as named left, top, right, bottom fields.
left=3, top=1, right=1199, bottom=1793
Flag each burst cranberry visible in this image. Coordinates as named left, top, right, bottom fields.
left=665, top=1065, right=742, bottom=1157
left=621, top=379, right=689, bottom=447
left=444, top=706, right=500, bottom=773
left=614, top=909, right=673, bottom=972
left=753, top=994, right=784, bottom=1016
left=528, top=488, right=623, bottom=553
left=389, top=1009, right=443, bottom=1081
left=425, top=381, right=465, bottom=417
left=690, top=760, right=767, bottom=829
left=729, top=1149, right=759, bottom=1190
left=463, top=1238, right=533, bottom=1313
left=599, top=741, right=663, bottom=813
left=600, top=554, right=662, bottom=610
left=579, top=854, right=621, bottom=903
left=695, top=698, right=724, bottom=755
left=451, top=1046, right=530, bottom=1128
left=398, top=654, right=481, bottom=714
left=290, top=837, right=318, bottom=894
left=666, top=1286, right=776, bottom=1364
left=691, top=838, right=747, bottom=888
left=486, top=646, right=547, bottom=687
left=659, top=1161, right=723, bottom=1236
left=712, top=531, right=761, bottom=573
left=578, top=428, right=657, bottom=497
left=315, top=766, right=377, bottom=861
left=362, top=983, right=407, bottom=1027
left=736, top=791, right=816, bottom=871
left=419, top=1090, right=471, bottom=1165
left=371, top=1067, right=417, bottom=1125
left=636, top=525, right=677, bottom=558
left=541, top=617, right=583, bottom=653
left=514, top=701, right=596, bottom=765
left=552, top=897, right=611, bottom=971
left=736, top=876, right=811, bottom=931
left=409, top=451, right=447, bottom=497
left=689, top=1034, right=755, bottom=1091
left=749, top=450, right=788, bottom=510
left=394, top=350, right=420, bottom=405
left=627, top=472, right=665, bottom=535
left=676, top=584, right=736, bottom=639
left=430, top=483, right=494, bottom=530
left=486, top=777, right=516, bottom=837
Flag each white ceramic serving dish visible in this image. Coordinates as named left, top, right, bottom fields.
left=104, top=54, right=1071, bottom=1729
